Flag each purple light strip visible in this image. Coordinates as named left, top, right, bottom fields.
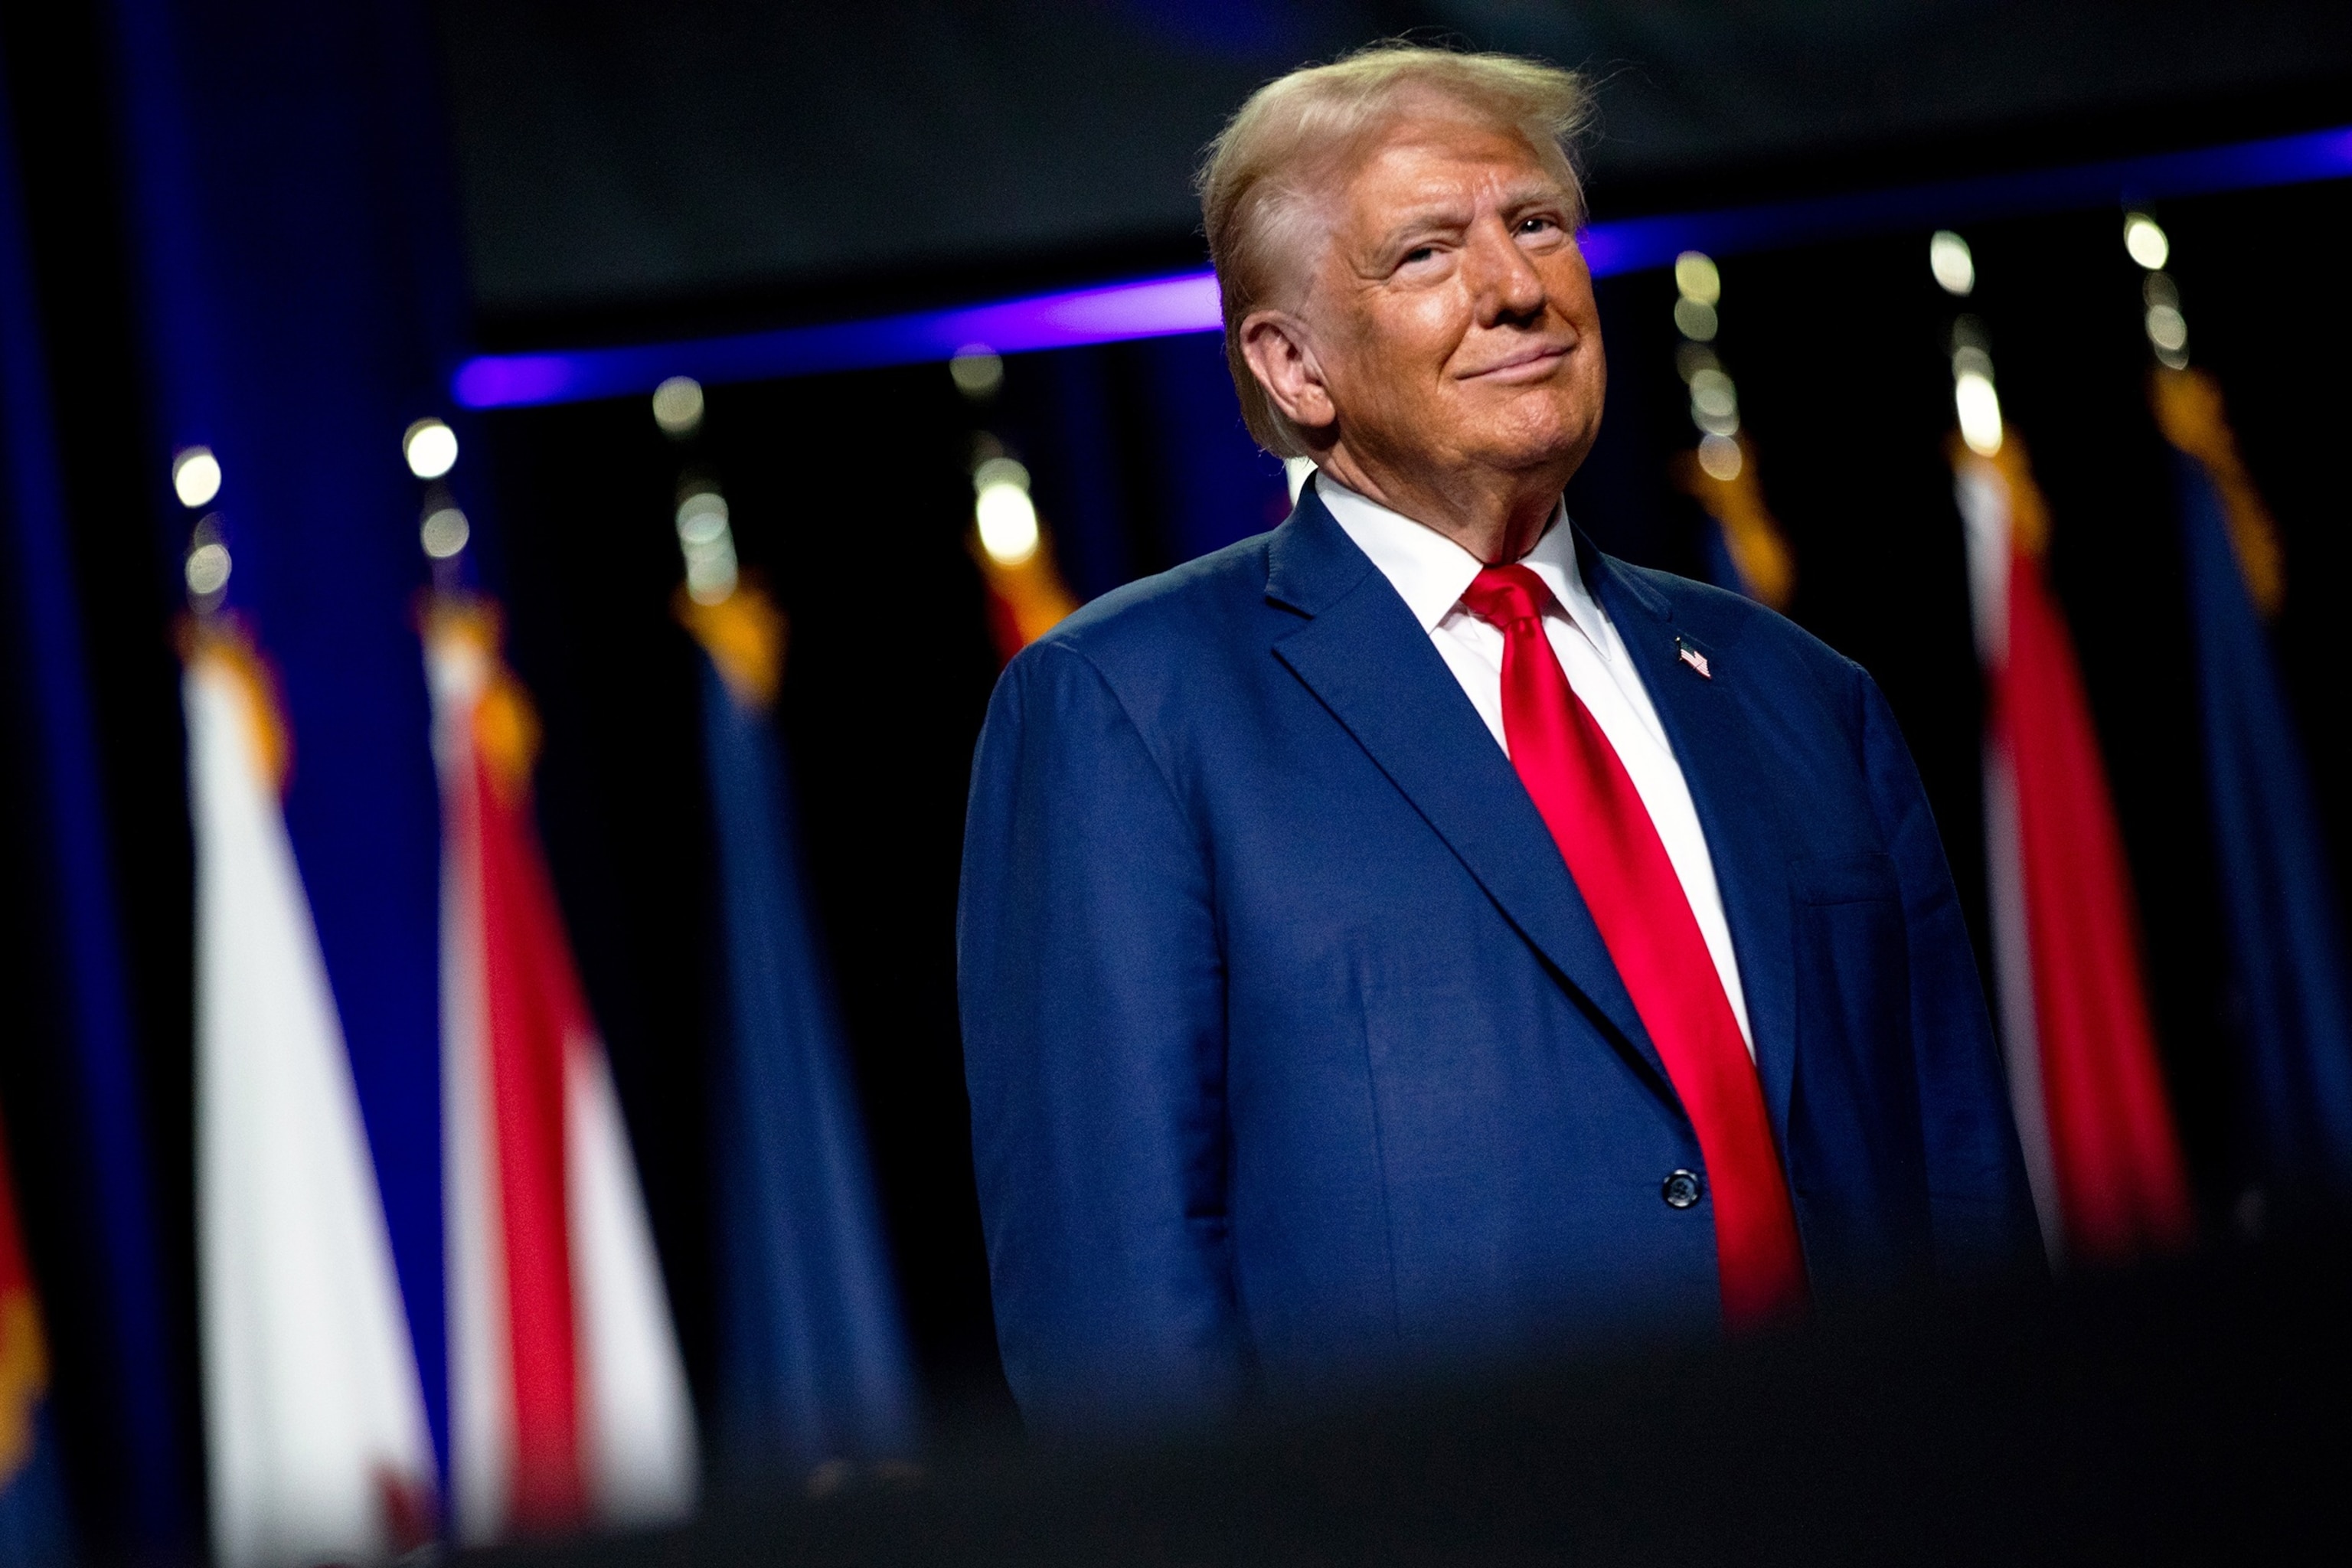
left=453, top=121, right=2352, bottom=411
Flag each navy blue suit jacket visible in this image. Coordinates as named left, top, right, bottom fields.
left=958, top=490, right=2040, bottom=1428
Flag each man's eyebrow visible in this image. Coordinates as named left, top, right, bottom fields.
left=1368, top=181, right=1576, bottom=250
left=1369, top=199, right=1475, bottom=250
left=1495, top=179, right=1576, bottom=212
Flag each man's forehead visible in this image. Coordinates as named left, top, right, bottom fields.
left=1343, top=116, right=1570, bottom=207
left=1343, top=129, right=1570, bottom=222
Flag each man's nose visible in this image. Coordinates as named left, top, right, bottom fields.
left=1466, top=220, right=1547, bottom=323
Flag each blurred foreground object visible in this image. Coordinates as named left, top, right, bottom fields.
left=186, top=619, right=437, bottom=1568
left=678, top=583, right=921, bottom=1477
left=426, top=603, right=698, bottom=1540
left=449, top=1247, right=2352, bottom=1568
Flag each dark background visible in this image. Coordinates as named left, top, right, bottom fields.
left=5, top=0, right=2352, bottom=1541
left=439, top=1, right=2352, bottom=332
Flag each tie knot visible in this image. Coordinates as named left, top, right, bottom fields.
left=1459, top=563, right=1552, bottom=629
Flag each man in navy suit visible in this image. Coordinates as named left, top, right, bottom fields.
left=958, top=44, right=2040, bottom=1429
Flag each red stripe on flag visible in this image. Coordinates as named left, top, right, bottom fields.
left=476, top=744, right=585, bottom=1528
left=2000, top=540, right=2194, bottom=1259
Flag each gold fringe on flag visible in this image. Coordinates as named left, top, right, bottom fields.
left=678, top=581, right=788, bottom=712
left=971, top=523, right=1077, bottom=662
left=423, top=598, right=544, bottom=805
left=1672, top=432, right=1797, bottom=612
left=0, top=1289, right=49, bottom=1483
left=178, top=616, right=293, bottom=795
left=1949, top=429, right=2056, bottom=563
left=2149, top=365, right=2285, bottom=618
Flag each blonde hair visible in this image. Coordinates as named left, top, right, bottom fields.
left=1197, top=43, right=1592, bottom=456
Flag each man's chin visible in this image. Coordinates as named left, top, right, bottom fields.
left=1458, top=412, right=1598, bottom=481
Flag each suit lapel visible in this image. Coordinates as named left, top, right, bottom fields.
left=1266, top=498, right=1671, bottom=1091
left=1587, top=541, right=1802, bottom=1143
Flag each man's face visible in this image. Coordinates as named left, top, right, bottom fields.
left=1292, top=110, right=1606, bottom=486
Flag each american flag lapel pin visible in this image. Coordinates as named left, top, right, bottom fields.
left=1676, top=637, right=1711, bottom=679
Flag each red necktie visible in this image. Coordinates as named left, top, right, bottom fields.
left=1460, top=564, right=1808, bottom=1329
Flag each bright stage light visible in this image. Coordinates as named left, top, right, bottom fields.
left=403, top=418, right=459, bottom=479
left=1696, top=433, right=1743, bottom=482
left=185, top=540, right=231, bottom=597
left=1672, top=296, right=1718, bottom=341
left=173, top=446, right=222, bottom=508
left=1688, top=368, right=1738, bottom=421
left=2124, top=213, right=2171, bottom=270
left=684, top=537, right=738, bottom=604
left=676, top=489, right=729, bottom=545
left=675, top=485, right=738, bottom=603
left=1929, top=230, right=1975, bottom=296
left=420, top=507, right=470, bottom=559
left=971, top=455, right=1030, bottom=495
left=976, top=482, right=1040, bottom=566
left=2144, top=304, right=2187, bottom=351
left=1674, top=251, right=1720, bottom=305
left=652, top=376, right=705, bottom=436
left=951, top=345, right=1005, bottom=400
left=1955, top=371, right=2004, bottom=456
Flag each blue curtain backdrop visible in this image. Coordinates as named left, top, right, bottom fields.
left=105, top=0, right=486, bottom=1478
left=1134, top=333, right=1292, bottom=564
left=700, top=658, right=918, bottom=1472
left=1018, top=332, right=1290, bottom=603
left=2174, top=453, right=2352, bottom=1201
left=0, top=38, right=190, bottom=1557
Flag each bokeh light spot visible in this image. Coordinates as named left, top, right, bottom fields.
left=420, top=507, right=471, bottom=559
left=1955, top=371, right=2004, bottom=456
left=2124, top=213, right=2171, bottom=270
left=173, top=446, right=222, bottom=509
left=404, top=418, right=459, bottom=479
left=1929, top=230, right=1975, bottom=296
left=1696, top=433, right=1743, bottom=482
left=652, top=375, right=706, bottom=436
left=976, top=482, right=1040, bottom=565
left=1673, top=251, right=1721, bottom=305
left=951, top=345, right=1005, bottom=400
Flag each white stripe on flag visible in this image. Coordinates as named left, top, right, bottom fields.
left=189, top=650, right=435, bottom=1568
left=568, top=1038, right=698, bottom=1524
left=1956, top=459, right=2063, bottom=1262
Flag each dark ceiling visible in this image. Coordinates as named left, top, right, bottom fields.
left=434, top=1, right=2352, bottom=337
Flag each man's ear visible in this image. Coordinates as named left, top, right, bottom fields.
left=1240, top=309, right=1337, bottom=433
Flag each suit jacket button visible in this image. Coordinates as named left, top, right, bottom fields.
left=1662, top=1170, right=1704, bottom=1209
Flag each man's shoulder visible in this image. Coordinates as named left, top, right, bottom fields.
left=1020, top=530, right=1280, bottom=676
left=1602, top=554, right=1870, bottom=704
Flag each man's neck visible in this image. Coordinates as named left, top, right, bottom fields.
left=1311, top=445, right=1563, bottom=564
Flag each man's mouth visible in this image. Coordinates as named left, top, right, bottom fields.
left=1459, top=341, right=1573, bottom=382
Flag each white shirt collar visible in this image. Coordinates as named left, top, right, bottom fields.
left=1312, top=471, right=1606, bottom=639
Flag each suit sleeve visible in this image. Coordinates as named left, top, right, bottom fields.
left=1857, top=672, right=2047, bottom=1279
left=957, top=641, right=1237, bottom=1430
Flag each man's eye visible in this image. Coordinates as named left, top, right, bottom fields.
left=1517, top=216, right=1558, bottom=236
left=1401, top=245, right=1436, bottom=266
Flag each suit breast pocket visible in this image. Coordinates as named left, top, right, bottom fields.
left=1785, top=851, right=1929, bottom=1277
left=1788, top=851, right=1912, bottom=1091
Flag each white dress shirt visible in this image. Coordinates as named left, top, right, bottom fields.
left=1315, top=473, right=1755, bottom=1053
